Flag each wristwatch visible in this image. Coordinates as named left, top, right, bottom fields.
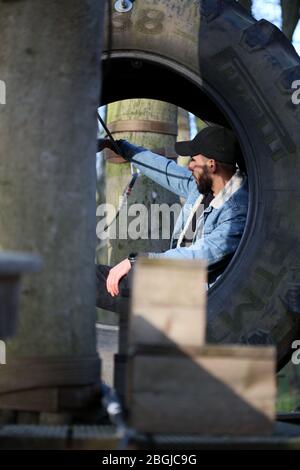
left=128, top=252, right=138, bottom=266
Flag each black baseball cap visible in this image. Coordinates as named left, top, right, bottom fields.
left=175, top=125, right=240, bottom=165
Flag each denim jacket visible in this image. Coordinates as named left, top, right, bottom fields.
left=118, top=140, right=248, bottom=267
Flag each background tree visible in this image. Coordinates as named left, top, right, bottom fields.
left=280, top=0, right=300, bottom=41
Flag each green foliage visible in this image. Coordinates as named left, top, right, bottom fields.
left=277, top=362, right=300, bottom=412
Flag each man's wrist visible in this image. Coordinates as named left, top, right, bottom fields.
left=117, top=140, right=146, bottom=161
left=128, top=252, right=138, bottom=266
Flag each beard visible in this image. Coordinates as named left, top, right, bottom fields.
left=196, top=166, right=213, bottom=195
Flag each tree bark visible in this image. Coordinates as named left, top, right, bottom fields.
left=105, top=99, right=179, bottom=265
left=0, top=0, right=105, bottom=414
left=177, top=108, right=190, bottom=168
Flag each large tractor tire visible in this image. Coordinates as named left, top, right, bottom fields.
left=101, top=0, right=300, bottom=368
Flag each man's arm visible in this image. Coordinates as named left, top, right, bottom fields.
left=147, top=214, right=246, bottom=265
left=105, top=215, right=246, bottom=296
left=131, top=150, right=196, bottom=199
left=99, top=139, right=196, bottom=199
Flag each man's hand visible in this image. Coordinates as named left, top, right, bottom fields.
left=97, top=138, right=127, bottom=164
left=97, top=138, right=113, bottom=153
left=106, top=259, right=132, bottom=297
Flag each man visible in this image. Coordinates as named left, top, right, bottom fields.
left=96, top=125, right=248, bottom=310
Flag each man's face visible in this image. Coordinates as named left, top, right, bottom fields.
left=188, top=153, right=213, bottom=195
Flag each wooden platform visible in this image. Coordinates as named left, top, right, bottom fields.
left=0, top=421, right=300, bottom=450
left=0, top=424, right=118, bottom=450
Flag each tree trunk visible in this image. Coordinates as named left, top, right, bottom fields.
left=281, top=0, right=300, bottom=41
left=195, top=116, right=207, bottom=133
left=0, top=0, right=105, bottom=417
left=177, top=108, right=190, bottom=168
left=105, top=99, right=179, bottom=265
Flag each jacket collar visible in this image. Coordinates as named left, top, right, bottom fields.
left=210, top=170, right=245, bottom=209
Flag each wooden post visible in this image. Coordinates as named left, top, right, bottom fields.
left=0, top=0, right=105, bottom=419
left=126, top=259, right=276, bottom=436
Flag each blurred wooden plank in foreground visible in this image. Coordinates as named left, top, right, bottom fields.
left=126, top=258, right=276, bottom=436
